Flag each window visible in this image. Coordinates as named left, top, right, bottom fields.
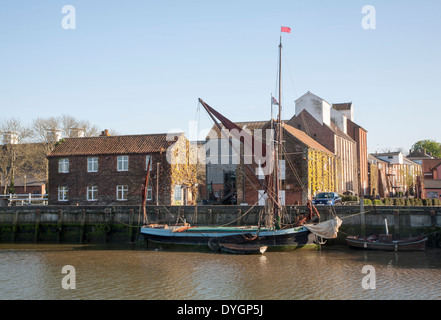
left=87, top=186, right=98, bottom=201
left=174, top=185, right=182, bottom=201
left=279, top=190, right=285, bottom=205
left=87, top=157, right=98, bottom=172
left=258, top=190, right=268, bottom=205
left=428, top=191, right=438, bottom=199
left=58, top=186, right=68, bottom=201
left=279, top=159, right=286, bottom=180
left=58, top=158, right=69, bottom=173
left=256, top=159, right=265, bottom=179
left=147, top=186, right=152, bottom=200
left=146, top=155, right=153, bottom=170
left=117, top=156, right=129, bottom=171
left=116, top=185, right=128, bottom=201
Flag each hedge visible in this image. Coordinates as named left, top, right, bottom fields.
left=341, top=197, right=441, bottom=206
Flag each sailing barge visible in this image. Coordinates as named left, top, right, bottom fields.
left=140, top=29, right=342, bottom=253
left=141, top=223, right=315, bottom=252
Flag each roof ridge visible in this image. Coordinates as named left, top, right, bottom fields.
left=283, top=123, right=333, bottom=154
left=65, top=132, right=183, bottom=139
left=47, top=133, right=183, bottom=157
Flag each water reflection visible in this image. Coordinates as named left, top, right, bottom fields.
left=0, top=244, right=440, bottom=300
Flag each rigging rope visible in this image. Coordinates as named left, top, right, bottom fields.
left=216, top=200, right=261, bottom=227
left=281, top=143, right=309, bottom=196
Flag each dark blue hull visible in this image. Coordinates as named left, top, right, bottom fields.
left=141, top=225, right=319, bottom=251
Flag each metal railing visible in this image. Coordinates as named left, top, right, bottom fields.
left=0, top=194, right=48, bottom=206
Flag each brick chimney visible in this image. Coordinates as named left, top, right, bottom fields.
left=100, top=129, right=110, bottom=137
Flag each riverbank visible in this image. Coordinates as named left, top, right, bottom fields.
left=0, top=205, right=440, bottom=247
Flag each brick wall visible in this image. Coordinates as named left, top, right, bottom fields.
left=48, top=153, right=172, bottom=205
left=287, top=109, right=358, bottom=195
left=287, top=110, right=336, bottom=153
left=347, top=121, right=369, bottom=196
left=236, top=128, right=310, bottom=205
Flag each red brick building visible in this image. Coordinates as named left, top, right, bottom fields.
left=47, top=131, right=196, bottom=206
left=12, top=175, right=46, bottom=195
left=287, top=92, right=359, bottom=195
left=239, top=123, right=337, bottom=206
left=205, top=120, right=337, bottom=205
left=421, top=159, right=441, bottom=199
left=203, top=91, right=368, bottom=203
left=369, top=151, right=423, bottom=198
left=333, top=102, right=369, bottom=196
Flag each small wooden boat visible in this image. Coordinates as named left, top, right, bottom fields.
left=220, top=243, right=268, bottom=254
left=346, top=234, right=427, bottom=251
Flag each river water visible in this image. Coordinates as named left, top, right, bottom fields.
left=0, top=243, right=440, bottom=300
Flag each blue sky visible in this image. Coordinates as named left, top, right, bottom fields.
left=1, top=0, right=440, bottom=153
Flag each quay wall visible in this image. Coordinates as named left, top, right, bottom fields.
left=0, top=205, right=440, bottom=246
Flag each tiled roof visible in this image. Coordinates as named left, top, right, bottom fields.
left=291, top=109, right=356, bottom=143
left=47, top=133, right=182, bottom=157
left=14, top=175, right=46, bottom=187
left=283, top=124, right=333, bottom=155
left=423, top=179, right=441, bottom=189
left=368, top=154, right=388, bottom=164
left=422, top=159, right=441, bottom=173
left=326, top=119, right=355, bottom=143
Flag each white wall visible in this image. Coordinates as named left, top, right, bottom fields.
left=338, top=107, right=354, bottom=122
left=376, top=152, right=404, bottom=164
left=295, top=91, right=331, bottom=126
left=330, top=108, right=347, bottom=134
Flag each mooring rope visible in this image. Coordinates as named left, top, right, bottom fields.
left=216, top=200, right=261, bottom=227
left=340, top=210, right=371, bottom=220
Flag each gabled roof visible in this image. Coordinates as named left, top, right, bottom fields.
left=13, top=175, right=46, bottom=187
left=370, top=152, right=421, bottom=166
left=294, top=91, right=332, bottom=106
left=326, top=118, right=355, bottom=143
left=403, top=157, right=421, bottom=166
left=293, top=109, right=356, bottom=144
left=47, top=133, right=182, bottom=157
left=422, top=159, right=441, bottom=173
left=368, top=154, right=387, bottom=164
left=283, top=124, right=333, bottom=155
left=423, top=179, right=441, bottom=189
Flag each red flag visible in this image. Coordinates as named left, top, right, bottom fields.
left=281, top=26, right=291, bottom=33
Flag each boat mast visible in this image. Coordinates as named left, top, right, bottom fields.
left=278, top=35, right=282, bottom=136
left=273, top=35, right=283, bottom=228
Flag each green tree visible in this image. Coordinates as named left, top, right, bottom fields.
left=410, top=140, right=441, bottom=158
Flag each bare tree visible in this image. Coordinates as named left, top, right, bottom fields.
left=0, top=118, right=36, bottom=194
left=32, top=116, right=60, bottom=143
left=0, top=115, right=110, bottom=194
